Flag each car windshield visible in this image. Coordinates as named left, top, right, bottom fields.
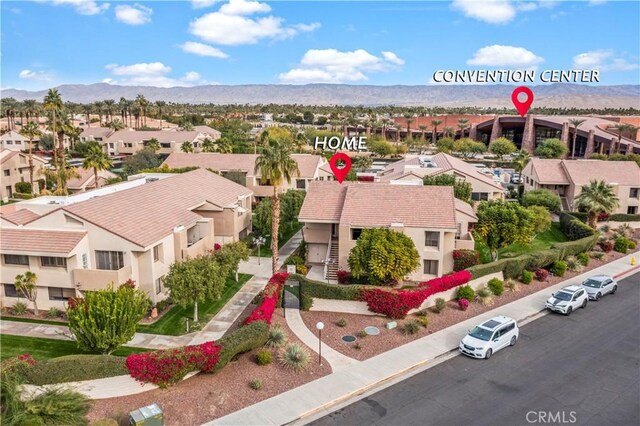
left=583, top=279, right=602, bottom=288
left=469, top=326, right=493, bottom=341
left=554, top=291, right=572, bottom=301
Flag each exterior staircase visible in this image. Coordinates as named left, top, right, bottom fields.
left=326, top=238, right=339, bottom=281
left=560, top=197, right=570, bottom=212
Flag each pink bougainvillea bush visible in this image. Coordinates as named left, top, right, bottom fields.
left=244, top=272, right=288, bottom=325
left=458, top=299, right=470, bottom=311
left=360, top=270, right=473, bottom=319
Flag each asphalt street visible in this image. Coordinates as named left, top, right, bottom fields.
left=312, top=272, right=640, bottom=426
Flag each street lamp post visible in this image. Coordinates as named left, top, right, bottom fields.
left=316, top=321, right=324, bottom=366
left=255, top=235, right=268, bottom=265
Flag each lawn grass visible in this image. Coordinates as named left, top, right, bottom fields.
left=498, top=222, right=568, bottom=258
left=0, top=316, right=68, bottom=326
left=0, top=334, right=147, bottom=361
left=251, top=221, right=303, bottom=257
left=137, top=273, right=252, bottom=336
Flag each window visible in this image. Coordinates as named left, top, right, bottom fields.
left=155, top=277, right=163, bottom=295
left=423, top=259, right=438, bottom=275
left=124, top=143, right=133, bottom=148
left=41, top=256, right=67, bottom=268
left=95, top=251, right=124, bottom=270
left=424, top=231, right=440, bottom=248
left=82, top=253, right=88, bottom=269
left=109, top=143, right=114, bottom=148
left=3, top=170, right=9, bottom=177
left=628, top=206, right=638, bottom=214
left=153, top=245, right=161, bottom=262
left=630, top=188, right=639, bottom=198
left=3, top=284, right=24, bottom=298
left=296, top=179, right=306, bottom=189
left=4, top=254, right=29, bottom=266
left=351, top=228, right=363, bottom=240
left=471, top=192, right=489, bottom=201
left=319, top=176, right=324, bottom=181
left=48, top=287, right=76, bottom=301
left=6, top=141, right=13, bottom=145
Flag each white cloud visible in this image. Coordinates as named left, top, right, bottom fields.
left=573, top=50, right=639, bottom=71
left=115, top=4, right=152, bottom=25
left=279, top=49, right=404, bottom=84
left=18, top=69, right=53, bottom=81
left=452, top=0, right=516, bottom=24
left=219, top=0, right=271, bottom=15
left=588, top=0, right=607, bottom=5
left=104, top=62, right=214, bottom=87
left=39, top=0, right=110, bottom=15
left=180, top=41, right=229, bottom=58
left=192, top=0, right=220, bottom=8
left=189, top=1, right=319, bottom=46
left=467, top=45, right=544, bottom=67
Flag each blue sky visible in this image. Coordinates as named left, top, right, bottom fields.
left=2, top=0, right=639, bottom=90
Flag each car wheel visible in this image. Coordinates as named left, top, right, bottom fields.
left=595, top=292, right=601, bottom=301
left=611, top=285, right=617, bottom=294
left=566, top=306, right=573, bottom=316
left=582, top=299, right=587, bottom=309
left=485, top=349, right=492, bottom=359
left=510, top=336, right=517, bottom=346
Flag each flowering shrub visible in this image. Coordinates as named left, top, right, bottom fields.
left=599, top=240, right=614, bottom=252
left=597, top=212, right=610, bottom=222
left=1, top=353, right=37, bottom=377
left=360, top=270, right=472, bottom=318
left=535, top=268, right=549, bottom=282
left=244, top=273, right=288, bottom=325
left=126, top=341, right=221, bottom=388
left=214, top=243, right=222, bottom=251
left=119, top=279, right=136, bottom=289
left=453, top=249, right=480, bottom=271
left=336, top=269, right=351, bottom=284
left=458, top=299, right=470, bottom=311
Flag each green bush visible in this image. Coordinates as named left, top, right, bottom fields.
left=356, top=330, right=368, bottom=338
left=2, top=384, right=90, bottom=426
left=216, top=320, right=269, bottom=371
left=300, top=293, right=313, bottom=311
left=456, top=285, right=475, bottom=302
left=560, top=212, right=594, bottom=240
left=296, top=264, right=309, bottom=275
left=466, top=261, right=506, bottom=279
left=12, top=302, right=28, bottom=315
left=293, top=274, right=375, bottom=300
left=505, top=279, right=519, bottom=292
left=609, top=213, right=640, bottom=222
left=433, top=298, right=446, bottom=313
left=15, top=181, right=32, bottom=194
left=551, top=235, right=599, bottom=258
left=20, top=355, right=128, bottom=385
left=527, top=249, right=561, bottom=270
left=336, top=318, right=347, bottom=327
left=13, top=192, right=34, bottom=200
left=565, top=256, right=584, bottom=273
left=551, top=260, right=567, bottom=277
left=284, top=255, right=305, bottom=266
left=249, top=379, right=262, bottom=390
left=577, top=252, right=590, bottom=266
left=568, top=211, right=588, bottom=222
left=629, top=241, right=637, bottom=250
left=487, top=278, right=505, bottom=296
left=256, top=350, right=272, bottom=366
left=401, top=320, right=421, bottom=336
left=589, top=251, right=605, bottom=260
left=265, top=324, right=287, bottom=349
left=47, top=307, right=62, bottom=318
left=278, top=343, right=310, bottom=372
left=416, top=316, right=429, bottom=328
left=502, top=255, right=530, bottom=279
left=614, top=237, right=630, bottom=253
left=521, top=270, right=533, bottom=284
left=522, top=189, right=561, bottom=212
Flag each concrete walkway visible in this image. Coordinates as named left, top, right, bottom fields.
left=0, top=231, right=304, bottom=350
left=208, top=253, right=639, bottom=426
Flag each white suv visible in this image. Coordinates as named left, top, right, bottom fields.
left=459, top=316, right=519, bottom=359
left=545, top=285, right=588, bottom=315
left=581, top=275, right=618, bottom=301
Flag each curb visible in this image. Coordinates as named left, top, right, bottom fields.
left=290, top=263, right=640, bottom=425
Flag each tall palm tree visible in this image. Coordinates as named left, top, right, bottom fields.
left=155, top=100, right=166, bottom=129
left=443, top=126, right=455, bottom=138
left=136, top=94, right=149, bottom=127
left=568, top=118, right=586, bottom=158
left=19, top=121, right=42, bottom=195
left=43, top=89, right=63, bottom=177
left=294, top=132, right=307, bottom=153
left=103, top=99, right=116, bottom=123
left=108, top=119, right=125, bottom=131
left=431, top=119, right=442, bottom=145
left=146, top=138, right=160, bottom=153
left=202, top=138, right=215, bottom=153
left=93, top=101, right=105, bottom=126
left=457, top=118, right=470, bottom=138
left=607, top=123, right=636, bottom=154
left=181, top=141, right=194, bottom=153
left=82, top=144, right=113, bottom=189
left=513, top=150, right=530, bottom=196
left=403, top=113, right=414, bottom=142
left=575, top=180, right=620, bottom=228
left=22, top=99, right=39, bottom=125
left=3, top=97, right=17, bottom=130
left=254, top=138, right=300, bottom=273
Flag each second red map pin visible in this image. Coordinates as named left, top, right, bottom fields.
left=329, top=153, right=352, bottom=184
left=511, top=86, right=534, bottom=117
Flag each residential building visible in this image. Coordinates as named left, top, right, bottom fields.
left=162, top=152, right=327, bottom=198
left=1, top=130, right=35, bottom=151
left=66, top=167, right=118, bottom=193
left=521, top=158, right=640, bottom=214
left=79, top=127, right=114, bottom=143
left=298, top=181, right=477, bottom=281
left=103, top=128, right=220, bottom=156
left=1, top=149, right=47, bottom=201
left=378, top=153, right=505, bottom=201
left=0, top=169, right=253, bottom=309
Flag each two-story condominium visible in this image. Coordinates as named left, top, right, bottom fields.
left=1, top=149, right=47, bottom=201
left=521, top=158, right=640, bottom=214
left=0, top=169, right=253, bottom=310
left=1, top=130, right=36, bottom=151
left=79, top=127, right=114, bottom=143
left=378, top=153, right=505, bottom=201
left=66, top=167, right=118, bottom=193
left=162, top=152, right=327, bottom=199
left=103, top=128, right=220, bottom=156
left=298, top=181, right=477, bottom=281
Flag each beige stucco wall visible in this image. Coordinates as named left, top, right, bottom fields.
left=302, top=223, right=332, bottom=263
left=1, top=154, right=46, bottom=202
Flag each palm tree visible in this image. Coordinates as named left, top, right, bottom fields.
left=181, top=141, right=194, bottom=153
left=19, top=121, right=42, bottom=195
left=103, top=99, right=116, bottom=123
left=3, top=97, right=17, bottom=130
left=215, top=137, right=233, bottom=153
left=136, top=94, right=149, bottom=127
left=354, top=155, right=373, bottom=171
left=431, top=119, right=442, bottom=145
left=146, top=138, right=160, bottom=153
left=82, top=145, right=113, bottom=189
left=39, top=166, right=80, bottom=196
left=294, top=132, right=307, bottom=153
left=202, top=138, right=215, bottom=153
left=575, top=180, right=620, bottom=228
left=607, top=123, right=636, bottom=154
left=443, top=126, right=455, bottom=138
left=43, top=89, right=63, bottom=177
left=108, top=119, right=125, bottom=131
left=403, top=113, right=414, bottom=142
left=155, top=100, right=166, bottom=129
left=23, top=99, right=39, bottom=124
left=513, top=150, right=530, bottom=196
left=254, top=138, right=300, bottom=273
left=93, top=101, right=105, bottom=126
left=457, top=119, right=470, bottom=138
left=568, top=118, right=586, bottom=158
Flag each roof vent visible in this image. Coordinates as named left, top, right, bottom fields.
left=146, top=177, right=159, bottom=182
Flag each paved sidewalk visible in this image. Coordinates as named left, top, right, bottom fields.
left=0, top=231, right=304, bottom=350
left=208, top=253, right=639, bottom=426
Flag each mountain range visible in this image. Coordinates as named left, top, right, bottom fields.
left=2, top=83, right=639, bottom=108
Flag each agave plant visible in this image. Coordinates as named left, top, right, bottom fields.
left=565, top=256, right=585, bottom=273
left=505, top=279, right=520, bottom=292
left=475, top=286, right=494, bottom=306
left=278, top=343, right=310, bottom=372
left=265, top=324, right=288, bottom=348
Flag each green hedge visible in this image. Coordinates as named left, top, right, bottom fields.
left=466, top=261, right=507, bottom=279
left=551, top=235, right=599, bottom=258
left=21, top=355, right=128, bottom=385
left=291, top=274, right=376, bottom=301
left=214, top=320, right=269, bottom=372
left=609, top=214, right=640, bottom=222
left=567, top=211, right=588, bottom=222
left=560, top=212, right=594, bottom=240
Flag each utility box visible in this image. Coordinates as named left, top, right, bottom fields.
left=129, top=403, right=163, bottom=426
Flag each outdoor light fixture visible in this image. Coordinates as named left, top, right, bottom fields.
left=316, top=321, right=325, bottom=366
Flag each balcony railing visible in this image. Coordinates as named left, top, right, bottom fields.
left=454, top=232, right=475, bottom=250
left=182, top=235, right=213, bottom=259
left=73, top=265, right=132, bottom=291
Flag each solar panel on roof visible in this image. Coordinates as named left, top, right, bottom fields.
left=482, top=319, right=501, bottom=329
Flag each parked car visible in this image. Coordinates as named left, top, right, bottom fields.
left=511, top=173, right=521, bottom=184
left=459, top=316, right=519, bottom=359
left=581, top=275, right=618, bottom=301
left=545, top=285, right=588, bottom=315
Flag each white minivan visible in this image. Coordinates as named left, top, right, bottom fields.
left=459, top=316, right=519, bottom=359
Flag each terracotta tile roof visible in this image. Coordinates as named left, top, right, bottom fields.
left=163, top=153, right=325, bottom=179
left=63, top=169, right=252, bottom=248
left=0, top=149, right=19, bottom=165
left=0, top=208, right=40, bottom=225
left=80, top=127, right=114, bottom=139
left=0, top=228, right=86, bottom=254
left=455, top=199, right=477, bottom=220
left=528, top=159, right=568, bottom=184
left=107, top=130, right=201, bottom=144
left=67, top=167, right=117, bottom=190
left=562, top=160, right=640, bottom=187
left=299, top=181, right=459, bottom=229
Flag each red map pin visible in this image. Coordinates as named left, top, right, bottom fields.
left=511, top=86, right=534, bottom=117
left=329, top=153, right=352, bottom=184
